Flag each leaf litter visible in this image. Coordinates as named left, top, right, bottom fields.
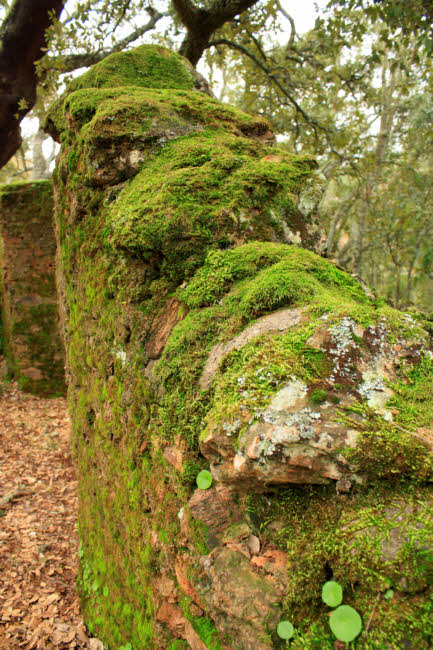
left=0, top=380, right=95, bottom=648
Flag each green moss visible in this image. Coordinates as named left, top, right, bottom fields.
left=156, top=242, right=427, bottom=455
left=48, top=44, right=433, bottom=649
left=340, top=405, right=433, bottom=483
left=248, top=483, right=433, bottom=649
left=107, top=132, right=315, bottom=284
left=388, top=354, right=433, bottom=429
left=0, top=180, right=65, bottom=396
left=201, top=323, right=328, bottom=442
left=0, top=178, right=52, bottom=199
left=64, top=86, right=269, bottom=142
left=335, top=355, right=433, bottom=483
left=180, top=242, right=365, bottom=310
left=179, top=595, right=223, bottom=649
left=69, top=45, right=196, bottom=93
left=310, top=388, right=329, bottom=404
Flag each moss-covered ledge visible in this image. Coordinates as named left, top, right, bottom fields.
left=47, top=45, right=433, bottom=649
left=0, top=180, right=65, bottom=396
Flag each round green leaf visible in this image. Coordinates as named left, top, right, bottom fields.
left=329, top=605, right=362, bottom=643
left=196, top=469, right=212, bottom=490
left=321, top=581, right=343, bottom=607
left=384, top=588, right=394, bottom=600
left=277, top=620, right=294, bottom=640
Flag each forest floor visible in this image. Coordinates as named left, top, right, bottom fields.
left=0, top=379, right=95, bottom=649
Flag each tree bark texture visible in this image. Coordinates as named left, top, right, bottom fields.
left=173, top=0, right=260, bottom=65
left=0, top=0, right=64, bottom=168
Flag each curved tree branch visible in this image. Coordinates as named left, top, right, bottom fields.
left=51, top=8, right=165, bottom=73
left=276, top=1, right=297, bottom=49
left=207, top=37, right=351, bottom=165
left=172, top=0, right=260, bottom=65
left=0, top=0, right=64, bottom=169
left=208, top=38, right=314, bottom=123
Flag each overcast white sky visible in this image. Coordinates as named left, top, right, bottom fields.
left=282, top=0, right=325, bottom=34
left=25, top=0, right=327, bottom=147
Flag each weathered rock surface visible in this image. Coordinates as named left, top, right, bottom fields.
left=196, top=547, right=285, bottom=650
left=341, top=494, right=433, bottom=593
left=46, top=44, right=433, bottom=650
left=200, top=307, right=306, bottom=389
left=0, top=180, right=65, bottom=395
left=201, top=314, right=429, bottom=489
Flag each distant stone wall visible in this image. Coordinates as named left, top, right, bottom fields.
left=0, top=180, right=65, bottom=395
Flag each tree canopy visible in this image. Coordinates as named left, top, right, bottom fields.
left=0, top=0, right=432, bottom=307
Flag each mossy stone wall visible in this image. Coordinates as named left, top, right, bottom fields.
left=0, top=180, right=65, bottom=395
left=47, top=45, right=433, bottom=649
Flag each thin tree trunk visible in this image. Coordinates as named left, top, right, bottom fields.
left=31, top=127, right=51, bottom=180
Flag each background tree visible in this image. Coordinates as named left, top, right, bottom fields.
left=0, top=0, right=65, bottom=167
left=0, top=0, right=432, bottom=309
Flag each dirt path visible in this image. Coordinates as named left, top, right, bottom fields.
left=0, top=381, right=91, bottom=649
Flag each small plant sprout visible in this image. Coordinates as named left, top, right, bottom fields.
left=329, top=605, right=362, bottom=643
left=277, top=620, right=294, bottom=640
left=384, top=588, right=394, bottom=600
left=322, top=581, right=343, bottom=608
left=196, top=469, right=213, bottom=489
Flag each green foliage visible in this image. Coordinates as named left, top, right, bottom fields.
left=329, top=605, right=362, bottom=643
left=310, top=388, right=329, bottom=404
left=330, top=0, right=433, bottom=50
left=196, top=469, right=213, bottom=490
left=321, top=581, right=343, bottom=608
left=277, top=620, right=294, bottom=640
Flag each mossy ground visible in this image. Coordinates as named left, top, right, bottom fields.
left=47, top=45, right=433, bottom=649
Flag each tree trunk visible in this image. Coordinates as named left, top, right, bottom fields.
left=0, top=0, right=64, bottom=169
left=31, top=127, right=51, bottom=180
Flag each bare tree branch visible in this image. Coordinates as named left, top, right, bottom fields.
left=207, top=37, right=353, bottom=165
left=209, top=38, right=320, bottom=126
left=51, top=7, right=165, bottom=73
left=276, top=1, right=297, bottom=49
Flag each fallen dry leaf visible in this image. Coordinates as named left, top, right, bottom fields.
left=0, top=380, right=90, bottom=648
